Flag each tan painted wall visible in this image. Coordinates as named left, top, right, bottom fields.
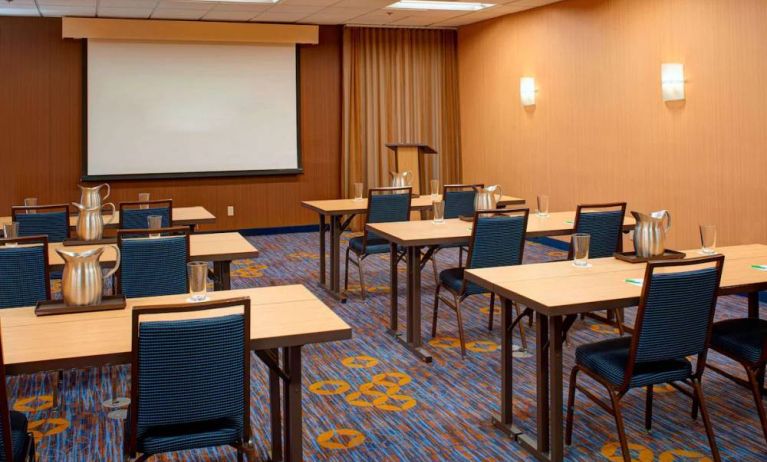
left=458, top=0, right=767, bottom=248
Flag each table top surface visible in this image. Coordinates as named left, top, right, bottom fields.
left=465, top=244, right=767, bottom=316
left=0, top=206, right=216, bottom=228
left=46, top=232, right=258, bottom=267
left=366, top=212, right=635, bottom=247
left=0, top=285, right=352, bottom=374
left=301, top=194, right=526, bottom=215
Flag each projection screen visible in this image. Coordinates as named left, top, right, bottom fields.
left=85, top=39, right=300, bottom=180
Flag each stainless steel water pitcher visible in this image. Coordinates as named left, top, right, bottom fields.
left=390, top=171, right=413, bottom=188
left=72, top=202, right=116, bottom=241
left=632, top=210, right=672, bottom=258
left=474, top=185, right=503, bottom=211
left=56, top=246, right=121, bottom=306
left=78, top=183, right=110, bottom=209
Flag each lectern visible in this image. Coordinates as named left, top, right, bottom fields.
left=385, top=143, right=438, bottom=195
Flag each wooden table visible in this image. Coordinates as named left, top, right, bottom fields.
left=301, top=194, right=525, bottom=302
left=366, top=213, right=635, bottom=362
left=48, top=232, right=258, bottom=291
left=0, top=206, right=216, bottom=231
left=465, top=244, right=767, bottom=462
left=0, top=285, right=352, bottom=462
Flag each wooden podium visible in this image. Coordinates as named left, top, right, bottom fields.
left=385, top=143, right=437, bottom=195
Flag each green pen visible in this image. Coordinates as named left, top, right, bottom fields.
left=624, top=278, right=642, bottom=286
left=751, top=265, right=767, bottom=271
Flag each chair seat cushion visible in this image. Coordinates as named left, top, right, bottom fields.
left=9, top=410, right=30, bottom=462
left=137, top=417, right=242, bottom=455
left=349, top=236, right=391, bottom=255
left=711, top=318, right=767, bottom=364
left=576, top=337, right=692, bottom=388
left=439, top=268, right=487, bottom=296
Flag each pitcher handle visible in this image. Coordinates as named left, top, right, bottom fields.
left=101, top=183, right=110, bottom=201
left=104, top=245, right=121, bottom=280
left=664, top=210, right=672, bottom=231
left=494, top=186, right=503, bottom=205
left=102, top=202, right=117, bottom=225
left=403, top=171, right=412, bottom=186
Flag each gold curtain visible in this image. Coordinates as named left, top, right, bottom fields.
left=342, top=26, right=462, bottom=198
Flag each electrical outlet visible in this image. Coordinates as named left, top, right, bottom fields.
left=227, top=206, right=234, bottom=216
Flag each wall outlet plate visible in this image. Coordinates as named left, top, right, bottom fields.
left=227, top=206, right=234, bottom=216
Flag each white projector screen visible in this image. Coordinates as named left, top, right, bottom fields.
left=85, top=39, right=300, bottom=180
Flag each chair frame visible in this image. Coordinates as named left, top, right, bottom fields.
left=0, top=321, right=35, bottom=462
left=565, top=255, right=725, bottom=462
left=115, top=226, right=191, bottom=296
left=127, top=297, right=253, bottom=462
left=431, top=208, right=530, bottom=357
left=118, top=200, right=174, bottom=230
left=344, top=186, right=412, bottom=299
left=11, top=204, right=71, bottom=241
left=0, top=235, right=52, bottom=303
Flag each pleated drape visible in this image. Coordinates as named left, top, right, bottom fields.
left=342, top=27, right=462, bottom=199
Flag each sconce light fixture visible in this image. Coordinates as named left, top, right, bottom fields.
left=661, top=63, right=685, bottom=101
left=520, top=77, right=536, bottom=106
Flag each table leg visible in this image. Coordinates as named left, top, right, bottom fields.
left=327, top=215, right=346, bottom=302
left=282, top=346, right=303, bottom=462
left=269, top=349, right=283, bottom=462
left=395, top=246, right=432, bottom=363
left=548, top=315, right=565, bottom=462
left=213, top=260, right=231, bottom=291
left=388, top=242, right=398, bottom=334
left=748, top=292, right=760, bottom=319
left=319, top=215, right=326, bottom=286
left=492, top=298, right=520, bottom=436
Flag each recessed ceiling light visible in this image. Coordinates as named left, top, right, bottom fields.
left=387, top=1, right=494, bottom=11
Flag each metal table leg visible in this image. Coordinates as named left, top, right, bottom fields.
left=213, top=260, right=232, bottom=291
left=492, top=298, right=521, bottom=436
left=282, top=346, right=303, bottom=462
left=395, top=246, right=432, bottom=362
left=319, top=215, right=326, bottom=286
left=388, top=242, right=399, bottom=334
left=548, top=315, right=565, bottom=461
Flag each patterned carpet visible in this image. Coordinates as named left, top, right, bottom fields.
left=8, top=231, right=766, bottom=461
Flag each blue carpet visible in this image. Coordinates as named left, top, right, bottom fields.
left=10, top=231, right=766, bottom=461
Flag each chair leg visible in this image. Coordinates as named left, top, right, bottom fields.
left=487, top=292, right=496, bottom=331
left=614, top=309, right=625, bottom=336
left=455, top=297, right=467, bottom=358
left=608, top=392, right=631, bottom=462
left=431, top=250, right=439, bottom=285
left=746, top=366, right=767, bottom=445
left=357, top=255, right=367, bottom=300
left=344, top=247, right=351, bottom=293
left=565, top=366, right=580, bottom=445
left=431, top=285, right=441, bottom=338
left=458, top=247, right=464, bottom=267
left=514, top=302, right=528, bottom=351
left=691, top=378, right=721, bottom=462
left=645, top=385, right=654, bottom=431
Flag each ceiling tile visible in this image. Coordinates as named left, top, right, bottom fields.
left=0, top=7, right=41, bottom=16
left=202, top=10, right=260, bottom=21
left=99, top=0, right=158, bottom=7
left=156, top=0, right=212, bottom=10
left=97, top=7, right=153, bottom=18
left=39, top=5, right=97, bottom=16
left=37, top=0, right=96, bottom=6
left=278, top=0, right=339, bottom=6
left=151, top=8, right=209, bottom=19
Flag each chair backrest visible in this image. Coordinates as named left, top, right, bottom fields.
left=466, top=208, right=529, bottom=270
left=129, top=298, right=250, bottom=455
left=624, top=255, right=724, bottom=390
left=11, top=204, right=70, bottom=243
left=569, top=202, right=627, bottom=259
left=0, top=236, right=50, bottom=309
left=117, top=227, right=189, bottom=298
left=0, top=322, right=20, bottom=462
left=363, top=186, right=412, bottom=247
left=443, top=184, right=483, bottom=219
left=119, top=200, right=173, bottom=230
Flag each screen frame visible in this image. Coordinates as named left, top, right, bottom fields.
left=80, top=40, right=303, bottom=181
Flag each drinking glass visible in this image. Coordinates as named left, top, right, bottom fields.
left=572, top=233, right=591, bottom=267
left=188, top=261, right=208, bottom=302
left=536, top=194, right=549, bottom=217
left=24, top=197, right=37, bottom=214
left=138, top=193, right=150, bottom=209
left=353, top=182, right=364, bottom=201
left=2, top=223, right=18, bottom=247
left=147, top=215, right=162, bottom=238
left=432, top=200, right=445, bottom=224
left=700, top=224, right=717, bottom=254
left=430, top=179, right=440, bottom=199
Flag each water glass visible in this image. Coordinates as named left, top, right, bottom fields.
left=147, top=215, right=162, bottom=238
left=430, top=179, right=440, bottom=198
left=138, top=193, right=150, bottom=209
left=536, top=194, right=549, bottom=217
left=432, top=200, right=445, bottom=224
left=700, top=224, right=717, bottom=254
left=353, top=182, right=364, bottom=201
left=24, top=197, right=37, bottom=214
left=572, top=233, right=591, bottom=267
left=187, top=261, right=208, bottom=302
left=2, top=223, right=19, bottom=247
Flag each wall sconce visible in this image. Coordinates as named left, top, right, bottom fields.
left=661, top=63, right=685, bottom=101
left=520, top=77, right=536, bottom=106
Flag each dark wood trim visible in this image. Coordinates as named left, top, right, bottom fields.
left=0, top=235, right=52, bottom=301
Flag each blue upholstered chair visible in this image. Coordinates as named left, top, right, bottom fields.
left=708, top=317, right=767, bottom=445
left=0, top=236, right=50, bottom=309
left=431, top=208, right=529, bottom=357
left=11, top=205, right=70, bottom=243
left=125, top=298, right=252, bottom=462
left=566, top=255, right=724, bottom=462
left=119, top=200, right=173, bottom=231
left=117, top=227, right=189, bottom=299
left=344, top=186, right=412, bottom=299
left=0, top=322, right=35, bottom=462
left=428, top=184, right=483, bottom=281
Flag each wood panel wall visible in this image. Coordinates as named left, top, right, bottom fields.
left=0, top=17, right=341, bottom=231
left=458, top=0, right=767, bottom=248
